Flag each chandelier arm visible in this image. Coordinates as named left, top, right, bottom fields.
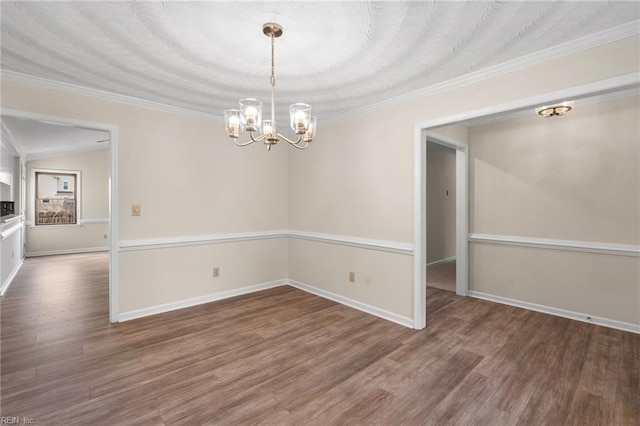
left=288, top=140, right=310, bottom=150
left=232, top=138, right=255, bottom=147
left=249, top=131, right=266, bottom=143
left=276, top=132, right=302, bottom=145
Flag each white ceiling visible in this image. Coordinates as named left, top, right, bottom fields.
left=1, top=1, right=639, bottom=126
left=1, top=117, right=109, bottom=160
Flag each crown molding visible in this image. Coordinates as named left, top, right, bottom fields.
left=0, top=121, right=25, bottom=158
left=324, top=20, right=640, bottom=124
left=1, top=70, right=222, bottom=123
left=25, top=143, right=109, bottom=162
left=2, top=20, right=637, bottom=126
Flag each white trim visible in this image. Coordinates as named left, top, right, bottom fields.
left=118, top=279, right=287, bottom=322
left=469, top=233, right=640, bottom=257
left=426, top=256, right=456, bottom=267
left=26, top=247, right=108, bottom=257
left=326, top=21, right=640, bottom=124
left=25, top=144, right=109, bottom=162
left=80, top=218, right=109, bottom=225
left=119, top=230, right=288, bottom=251
left=118, top=229, right=414, bottom=254
left=2, top=71, right=221, bottom=123
left=1, top=258, right=24, bottom=297
left=287, top=279, right=414, bottom=329
left=0, top=222, right=22, bottom=241
left=455, top=149, right=469, bottom=297
left=109, top=126, right=119, bottom=324
left=288, top=230, right=413, bottom=255
left=412, top=74, right=640, bottom=333
left=414, top=74, right=639, bottom=131
left=469, top=291, right=639, bottom=335
left=413, top=126, right=427, bottom=329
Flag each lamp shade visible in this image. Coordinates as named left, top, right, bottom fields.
left=224, top=109, right=241, bottom=138
left=239, top=98, right=262, bottom=131
left=304, top=116, right=317, bottom=142
left=289, top=103, right=311, bottom=134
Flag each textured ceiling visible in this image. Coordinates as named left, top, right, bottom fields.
left=1, top=1, right=639, bottom=125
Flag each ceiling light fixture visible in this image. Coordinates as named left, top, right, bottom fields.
left=535, top=101, right=574, bottom=118
left=224, top=23, right=316, bottom=151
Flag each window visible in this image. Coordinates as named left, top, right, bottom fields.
left=35, top=171, right=78, bottom=225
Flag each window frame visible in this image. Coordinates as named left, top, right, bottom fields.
left=29, top=168, right=82, bottom=228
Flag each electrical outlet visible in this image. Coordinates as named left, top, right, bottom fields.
left=132, top=204, right=141, bottom=216
left=212, top=267, right=220, bottom=278
left=349, top=271, right=355, bottom=282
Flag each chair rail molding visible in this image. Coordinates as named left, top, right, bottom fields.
left=469, top=233, right=640, bottom=257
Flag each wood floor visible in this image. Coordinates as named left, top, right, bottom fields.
left=426, top=260, right=456, bottom=292
left=1, top=253, right=638, bottom=425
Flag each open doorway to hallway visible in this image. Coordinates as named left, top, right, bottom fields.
left=426, top=141, right=457, bottom=293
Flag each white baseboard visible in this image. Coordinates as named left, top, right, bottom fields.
left=426, top=256, right=456, bottom=267
left=469, top=290, right=640, bottom=334
left=118, top=279, right=287, bottom=322
left=287, top=279, right=414, bottom=329
left=1, top=258, right=24, bottom=297
left=26, top=247, right=109, bottom=257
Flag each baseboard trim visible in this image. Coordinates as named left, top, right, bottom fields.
left=26, top=247, right=109, bottom=257
left=1, top=258, right=24, bottom=297
left=118, top=279, right=287, bottom=322
left=469, top=290, right=640, bottom=334
left=287, top=279, right=414, bottom=329
left=469, top=233, right=640, bottom=257
left=426, top=256, right=456, bottom=267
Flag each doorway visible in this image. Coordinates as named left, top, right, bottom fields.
left=426, top=140, right=457, bottom=293
left=0, top=109, right=118, bottom=323
left=412, top=74, right=638, bottom=330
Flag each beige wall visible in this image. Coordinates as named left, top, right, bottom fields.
left=1, top=34, right=638, bottom=324
left=469, top=95, right=640, bottom=243
left=467, top=94, right=640, bottom=325
left=1, top=81, right=288, bottom=314
left=26, top=149, right=109, bottom=254
left=287, top=35, right=639, bottom=325
left=426, top=143, right=456, bottom=263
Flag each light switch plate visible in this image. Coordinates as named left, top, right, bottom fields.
left=132, top=204, right=141, bottom=216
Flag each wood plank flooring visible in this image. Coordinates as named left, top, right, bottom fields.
left=1, top=253, right=639, bottom=425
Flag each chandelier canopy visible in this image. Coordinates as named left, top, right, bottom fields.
left=224, top=23, right=317, bottom=151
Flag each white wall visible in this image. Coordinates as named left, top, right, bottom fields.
left=1, top=80, right=289, bottom=316
left=426, top=143, right=456, bottom=263
left=467, top=94, right=640, bottom=325
left=287, top=35, right=639, bottom=325
left=25, top=149, right=109, bottom=255
left=1, top=34, right=638, bottom=326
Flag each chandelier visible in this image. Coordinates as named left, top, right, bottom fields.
left=224, top=23, right=317, bottom=151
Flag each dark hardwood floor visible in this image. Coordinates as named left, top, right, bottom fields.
left=1, top=253, right=638, bottom=425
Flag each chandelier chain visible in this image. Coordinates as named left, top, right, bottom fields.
left=270, top=34, right=275, bottom=88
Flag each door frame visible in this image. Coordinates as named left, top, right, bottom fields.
left=412, top=73, right=639, bottom=329
left=1, top=108, right=119, bottom=323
